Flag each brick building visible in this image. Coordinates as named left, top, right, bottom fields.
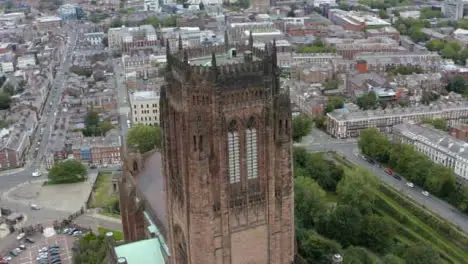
left=450, top=124, right=468, bottom=141
left=118, top=38, right=295, bottom=263
left=35, top=16, right=62, bottom=31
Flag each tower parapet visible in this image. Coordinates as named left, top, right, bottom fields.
left=166, top=41, right=278, bottom=90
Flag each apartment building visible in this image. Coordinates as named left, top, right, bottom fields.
left=130, top=91, right=160, bottom=126
left=366, top=26, right=400, bottom=41
left=17, top=55, right=36, bottom=69
left=393, top=122, right=468, bottom=183
left=327, top=101, right=468, bottom=138
left=326, top=37, right=402, bottom=59
left=108, top=25, right=158, bottom=53
left=122, top=54, right=159, bottom=78
left=328, top=9, right=390, bottom=31
left=0, top=109, right=38, bottom=169
left=354, top=52, right=443, bottom=73
left=35, top=16, right=62, bottom=31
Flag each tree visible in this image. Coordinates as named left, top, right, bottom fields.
left=293, top=147, right=309, bottom=169
left=127, top=124, right=161, bottom=153
left=110, top=18, right=124, bottom=28
left=304, top=153, right=344, bottom=192
left=317, top=205, right=363, bottom=247
left=49, top=160, right=87, bottom=184
left=324, top=79, right=339, bottom=91
left=325, top=96, right=345, bottom=113
left=296, top=229, right=342, bottom=264
left=342, top=246, right=381, bottom=264
left=360, top=215, right=394, bottom=253
left=382, top=254, right=405, bottom=264
left=424, top=164, right=456, bottom=196
left=357, top=91, right=378, bottom=110
left=358, top=128, right=392, bottom=163
left=336, top=168, right=377, bottom=215
left=295, top=176, right=328, bottom=229
left=0, top=92, right=12, bottom=110
left=72, top=233, right=107, bottom=264
left=446, top=76, right=467, bottom=95
left=292, top=114, right=312, bottom=142
left=426, top=39, right=445, bottom=52
left=404, top=245, right=441, bottom=264
left=457, top=19, right=468, bottom=29
left=379, top=10, right=389, bottom=19
left=199, top=1, right=205, bottom=10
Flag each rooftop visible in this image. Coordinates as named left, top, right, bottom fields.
left=130, top=91, right=160, bottom=101
left=114, top=238, right=165, bottom=264
left=188, top=49, right=260, bottom=66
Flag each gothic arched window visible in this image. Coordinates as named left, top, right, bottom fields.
left=246, top=117, right=258, bottom=180
left=227, top=120, right=240, bottom=184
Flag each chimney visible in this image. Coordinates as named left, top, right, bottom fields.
left=332, top=253, right=343, bottom=264
left=117, top=257, right=128, bottom=264
left=356, top=60, right=367, bottom=74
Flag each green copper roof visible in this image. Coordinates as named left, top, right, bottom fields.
left=114, top=238, right=165, bottom=264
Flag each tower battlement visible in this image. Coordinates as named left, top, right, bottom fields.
left=165, top=34, right=278, bottom=87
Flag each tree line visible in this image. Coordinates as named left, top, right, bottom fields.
left=358, top=128, right=468, bottom=214
left=294, top=148, right=442, bottom=263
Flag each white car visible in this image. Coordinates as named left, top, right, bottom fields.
left=16, top=233, right=25, bottom=240
left=406, top=182, right=415, bottom=188
left=422, top=190, right=430, bottom=197
left=32, top=171, right=41, bottom=177
left=31, top=204, right=40, bottom=210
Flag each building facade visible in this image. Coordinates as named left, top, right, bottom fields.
left=327, top=102, right=468, bottom=138
left=161, top=40, right=294, bottom=263
left=130, top=91, right=161, bottom=126
left=393, top=122, right=468, bottom=184
left=108, top=25, right=158, bottom=53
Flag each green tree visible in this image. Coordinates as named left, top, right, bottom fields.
left=48, top=160, right=87, bottom=184
left=293, top=146, right=309, bottom=169
left=83, top=110, right=101, bottom=136
left=296, top=229, right=342, bottom=264
left=99, top=120, right=114, bottom=135
left=358, top=128, right=392, bottom=163
left=292, top=114, right=312, bottom=142
left=457, top=19, right=468, bottom=29
left=424, top=164, right=456, bottom=196
left=382, top=254, right=405, bottom=264
left=420, top=8, right=443, bottom=19
left=199, top=1, right=204, bottom=10
left=317, top=205, right=363, bottom=247
left=360, top=215, right=394, bottom=253
left=379, top=10, right=389, bottom=19
left=336, top=168, right=377, bottom=215
left=357, top=91, right=378, bottom=110
left=404, top=245, right=441, bottom=264
left=72, top=233, right=107, bottom=264
left=314, top=116, right=327, bottom=130
left=295, top=176, right=328, bottom=228
left=127, top=124, right=161, bottom=153
left=325, top=96, right=345, bottom=113
left=0, top=92, right=12, bottom=110
left=446, top=76, right=467, bottom=95
left=110, top=18, right=124, bottom=28
left=343, top=246, right=381, bottom=264
left=304, top=153, right=344, bottom=192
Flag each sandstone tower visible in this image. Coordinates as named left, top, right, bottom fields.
left=160, top=35, right=294, bottom=264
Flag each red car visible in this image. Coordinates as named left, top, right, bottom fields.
left=384, top=168, right=393, bottom=175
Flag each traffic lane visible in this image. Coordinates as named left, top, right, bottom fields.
left=342, top=151, right=468, bottom=233
left=0, top=200, right=69, bottom=225
left=0, top=170, right=34, bottom=192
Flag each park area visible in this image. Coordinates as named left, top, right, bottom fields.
left=89, top=172, right=120, bottom=218
left=294, top=148, right=468, bottom=264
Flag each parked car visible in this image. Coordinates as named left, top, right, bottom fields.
left=384, top=168, right=393, bottom=175
left=406, top=182, right=415, bottom=188
left=16, top=233, right=25, bottom=240
left=422, top=190, right=430, bottom=197
left=393, top=174, right=402, bottom=180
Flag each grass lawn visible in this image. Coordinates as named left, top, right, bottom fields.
left=98, top=227, right=124, bottom=241
left=91, top=172, right=119, bottom=209
left=329, top=155, right=468, bottom=263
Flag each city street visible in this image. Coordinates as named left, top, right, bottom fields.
left=111, top=58, right=130, bottom=145
left=297, top=129, right=468, bottom=233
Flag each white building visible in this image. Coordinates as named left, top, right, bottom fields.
left=130, top=91, right=161, bottom=126
left=327, top=101, right=468, bottom=138
left=17, top=55, right=36, bottom=69
left=144, top=0, right=159, bottom=11
left=393, top=122, right=468, bottom=183
left=84, top=32, right=105, bottom=46
left=0, top=62, right=14, bottom=73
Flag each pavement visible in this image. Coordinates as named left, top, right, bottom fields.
left=296, top=128, right=468, bottom=234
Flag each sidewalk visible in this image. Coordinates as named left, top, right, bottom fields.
left=0, top=167, right=25, bottom=177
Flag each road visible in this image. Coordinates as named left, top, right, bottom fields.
left=297, top=129, right=468, bottom=233
left=111, top=57, right=130, bottom=145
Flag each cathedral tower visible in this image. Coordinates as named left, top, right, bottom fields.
left=160, top=37, right=294, bottom=264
